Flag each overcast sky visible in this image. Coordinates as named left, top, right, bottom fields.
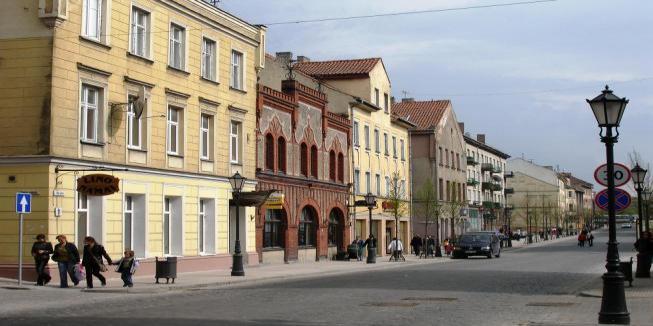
left=223, top=0, right=653, bottom=189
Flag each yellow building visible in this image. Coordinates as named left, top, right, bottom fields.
left=0, top=0, right=265, bottom=279
left=295, top=58, right=413, bottom=256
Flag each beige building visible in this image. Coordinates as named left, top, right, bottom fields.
left=0, top=0, right=265, bottom=279
left=294, top=57, right=413, bottom=256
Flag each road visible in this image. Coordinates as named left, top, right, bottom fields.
left=3, top=229, right=646, bottom=326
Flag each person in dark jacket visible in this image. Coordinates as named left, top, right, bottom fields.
left=51, top=235, right=80, bottom=288
left=410, top=235, right=422, bottom=256
left=31, top=234, right=53, bottom=286
left=82, top=236, right=113, bottom=289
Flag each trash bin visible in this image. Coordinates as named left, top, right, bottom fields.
left=347, top=244, right=359, bottom=260
left=155, top=256, right=177, bottom=284
left=619, top=257, right=633, bottom=287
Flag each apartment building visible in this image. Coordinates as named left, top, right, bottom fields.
left=0, top=0, right=265, bottom=279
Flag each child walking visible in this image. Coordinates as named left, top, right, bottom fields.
left=115, top=250, right=138, bottom=287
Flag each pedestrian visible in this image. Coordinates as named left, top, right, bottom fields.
left=588, top=232, right=594, bottom=247
left=443, top=238, right=451, bottom=256
left=357, top=237, right=365, bottom=261
left=410, top=234, right=422, bottom=256
left=387, top=237, right=404, bottom=258
left=31, top=234, right=53, bottom=286
left=114, top=250, right=139, bottom=287
left=82, top=236, right=113, bottom=288
left=51, top=235, right=80, bottom=288
left=578, top=232, right=586, bottom=247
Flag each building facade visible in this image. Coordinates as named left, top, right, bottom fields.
left=464, top=133, right=510, bottom=232
left=394, top=99, right=467, bottom=242
left=0, top=0, right=265, bottom=279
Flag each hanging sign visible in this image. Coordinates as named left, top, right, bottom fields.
left=77, top=174, right=120, bottom=196
left=265, top=192, right=284, bottom=209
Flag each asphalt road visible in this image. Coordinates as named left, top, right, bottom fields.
left=3, top=229, right=643, bottom=326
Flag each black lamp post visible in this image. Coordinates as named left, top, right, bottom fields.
left=229, top=172, right=246, bottom=276
left=587, top=85, right=630, bottom=324
left=364, top=192, right=377, bottom=264
left=643, top=188, right=652, bottom=232
left=632, top=164, right=647, bottom=237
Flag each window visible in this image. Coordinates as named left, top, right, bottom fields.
left=264, top=209, right=285, bottom=248
left=200, top=114, right=212, bottom=160
left=169, top=23, right=186, bottom=70
left=337, top=153, right=344, bottom=183
left=328, top=210, right=343, bottom=247
left=199, top=199, right=206, bottom=253
left=384, top=93, right=389, bottom=113
left=374, top=129, right=380, bottom=153
left=438, top=178, right=444, bottom=200
left=354, top=170, right=360, bottom=194
left=82, top=0, right=103, bottom=41
left=392, top=136, right=397, bottom=158
left=230, top=50, right=244, bottom=90
left=385, top=176, right=390, bottom=197
left=229, top=121, right=241, bottom=163
left=300, top=143, right=308, bottom=176
left=77, top=193, right=89, bottom=247
left=401, top=180, right=406, bottom=199
left=310, top=145, right=318, bottom=178
left=264, top=134, right=274, bottom=170
left=456, top=153, right=460, bottom=169
left=384, top=133, right=388, bottom=155
left=446, top=181, right=450, bottom=201
left=124, top=196, right=133, bottom=250
left=277, top=137, right=286, bottom=173
left=329, top=151, right=336, bottom=181
left=80, top=84, right=100, bottom=143
left=298, top=207, right=316, bottom=247
left=439, top=147, right=443, bottom=165
left=127, top=96, right=142, bottom=149
left=445, top=150, right=449, bottom=167
left=167, top=106, right=181, bottom=155
left=163, top=198, right=171, bottom=255
left=353, top=122, right=359, bottom=147
left=201, top=38, right=217, bottom=81
left=400, top=139, right=405, bottom=161
left=365, top=172, right=371, bottom=194
left=364, top=125, right=370, bottom=150
left=375, top=174, right=381, bottom=196
left=374, top=88, right=380, bottom=106
left=130, top=7, right=150, bottom=57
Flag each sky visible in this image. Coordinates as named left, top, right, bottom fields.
left=222, top=0, right=653, bottom=189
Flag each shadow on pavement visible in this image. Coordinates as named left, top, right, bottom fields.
left=2, top=317, right=324, bottom=326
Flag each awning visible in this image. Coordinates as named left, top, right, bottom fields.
left=229, top=190, right=276, bottom=207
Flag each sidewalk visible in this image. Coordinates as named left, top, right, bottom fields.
left=0, top=253, right=451, bottom=316
left=580, top=275, right=653, bottom=299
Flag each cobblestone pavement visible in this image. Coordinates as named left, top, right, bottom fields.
left=3, top=229, right=650, bottom=326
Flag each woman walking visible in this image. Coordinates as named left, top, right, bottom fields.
left=30, top=234, right=53, bottom=286
left=82, top=236, right=113, bottom=288
left=51, top=235, right=80, bottom=288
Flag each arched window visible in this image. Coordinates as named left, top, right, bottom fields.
left=298, top=207, right=316, bottom=247
left=264, top=209, right=285, bottom=248
left=328, top=209, right=343, bottom=247
left=329, top=150, right=336, bottom=181
left=277, top=137, right=286, bottom=173
left=265, top=134, right=274, bottom=171
left=337, top=153, right=344, bottom=183
left=310, top=145, right=318, bottom=178
left=300, top=143, right=308, bottom=176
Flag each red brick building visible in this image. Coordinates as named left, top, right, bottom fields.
left=255, top=80, right=351, bottom=263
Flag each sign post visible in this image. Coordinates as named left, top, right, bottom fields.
left=16, top=193, right=32, bottom=286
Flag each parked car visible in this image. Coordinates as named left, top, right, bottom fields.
left=452, top=232, right=501, bottom=259
left=621, top=223, right=632, bottom=229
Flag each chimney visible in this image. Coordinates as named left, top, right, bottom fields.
left=458, top=122, right=465, bottom=134
left=477, top=134, right=485, bottom=144
left=391, top=96, right=396, bottom=105
left=296, top=55, right=310, bottom=63
left=402, top=98, right=415, bottom=102
left=275, top=51, right=293, bottom=64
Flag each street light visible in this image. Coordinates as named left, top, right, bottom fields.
left=364, top=192, right=376, bottom=264
left=643, top=188, right=652, bottom=232
left=587, top=85, right=630, bottom=325
left=631, top=164, right=647, bottom=237
left=229, top=172, right=246, bottom=276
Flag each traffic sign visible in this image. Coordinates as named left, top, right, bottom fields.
left=594, top=163, right=631, bottom=187
left=15, top=193, right=31, bottom=214
left=595, top=188, right=631, bottom=212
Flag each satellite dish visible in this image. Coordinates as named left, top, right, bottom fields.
left=133, top=86, right=147, bottom=119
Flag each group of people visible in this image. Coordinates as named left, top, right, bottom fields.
left=577, top=230, right=594, bottom=247
left=409, top=235, right=443, bottom=258
left=351, top=235, right=377, bottom=261
left=31, top=234, right=139, bottom=288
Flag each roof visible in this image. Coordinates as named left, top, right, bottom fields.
left=506, top=158, right=560, bottom=187
left=294, top=58, right=382, bottom=79
left=392, top=100, right=451, bottom=129
left=464, top=135, right=510, bottom=159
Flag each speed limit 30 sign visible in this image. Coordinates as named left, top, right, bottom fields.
left=594, top=163, right=631, bottom=187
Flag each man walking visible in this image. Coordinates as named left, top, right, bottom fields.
left=31, top=234, right=53, bottom=286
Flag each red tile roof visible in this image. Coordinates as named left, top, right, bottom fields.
left=393, top=100, right=451, bottom=129
left=294, top=58, right=382, bottom=79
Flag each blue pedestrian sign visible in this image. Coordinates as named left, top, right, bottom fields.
left=595, top=188, right=631, bottom=212
left=16, top=193, right=31, bottom=214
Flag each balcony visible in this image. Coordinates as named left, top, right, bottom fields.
left=467, top=178, right=479, bottom=186
left=494, top=202, right=503, bottom=209
left=482, top=201, right=494, bottom=209
left=492, top=183, right=503, bottom=192
left=481, top=163, right=494, bottom=172
left=482, top=182, right=494, bottom=191
left=492, top=166, right=503, bottom=174
left=466, top=156, right=478, bottom=166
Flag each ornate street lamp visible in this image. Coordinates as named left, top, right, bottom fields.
left=587, top=85, right=630, bottom=324
left=631, top=164, right=647, bottom=236
left=643, top=188, right=652, bottom=232
left=229, top=172, right=246, bottom=276
left=364, top=192, right=377, bottom=264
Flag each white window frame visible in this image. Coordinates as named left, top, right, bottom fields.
left=364, top=125, right=370, bottom=150
left=130, top=6, right=150, bottom=58
left=230, top=50, right=244, bottom=90
left=392, top=136, right=397, bottom=158
left=385, top=176, right=391, bottom=197
left=199, top=199, right=206, bottom=254
left=374, top=88, right=380, bottom=106
left=77, top=192, right=89, bottom=247
left=124, top=195, right=134, bottom=250
left=82, top=0, right=103, bottom=41
left=375, top=174, right=381, bottom=196
left=384, top=133, right=388, bottom=155
left=127, top=95, right=142, bottom=149
left=200, top=114, right=211, bottom=160
left=168, top=23, right=186, bottom=70
left=365, top=172, right=371, bottom=194
left=374, top=129, right=380, bottom=153
left=80, top=84, right=100, bottom=143
left=400, top=139, right=405, bottom=160
left=354, top=169, right=360, bottom=195
left=230, top=120, right=241, bottom=163
left=163, top=197, right=171, bottom=255
left=353, top=121, right=359, bottom=147
left=167, top=106, right=180, bottom=155
left=201, top=37, right=218, bottom=81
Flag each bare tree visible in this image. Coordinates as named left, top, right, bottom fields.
left=414, top=178, right=441, bottom=241
left=444, top=196, right=466, bottom=241
left=387, top=172, right=408, bottom=260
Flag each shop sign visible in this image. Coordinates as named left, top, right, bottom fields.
left=265, top=192, right=284, bottom=209
left=77, top=174, right=120, bottom=196
left=382, top=201, right=395, bottom=211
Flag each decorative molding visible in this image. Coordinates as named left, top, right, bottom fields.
left=199, top=97, right=220, bottom=107
left=165, top=88, right=191, bottom=99
left=77, top=63, right=112, bottom=77
left=228, top=105, right=248, bottom=114
left=124, top=76, right=155, bottom=89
